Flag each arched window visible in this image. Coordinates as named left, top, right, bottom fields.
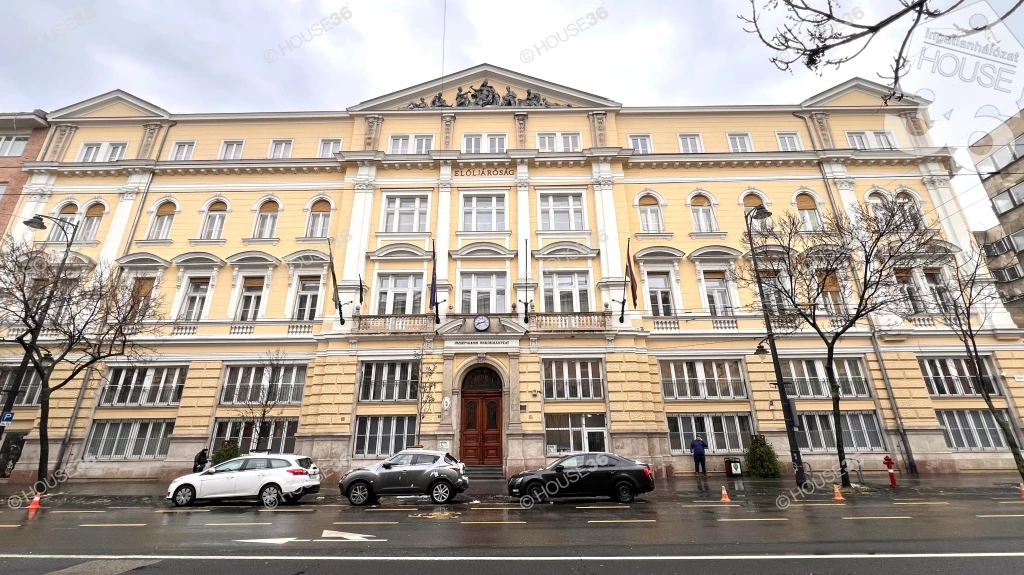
left=254, top=200, right=279, bottom=239
left=150, top=201, right=176, bottom=240
left=50, top=204, right=79, bottom=241
left=895, top=191, right=923, bottom=226
left=638, top=195, right=664, bottom=233
left=306, top=199, right=331, bottom=238
left=79, top=203, right=105, bottom=241
left=742, top=194, right=770, bottom=232
left=691, top=194, right=718, bottom=233
left=201, top=200, right=227, bottom=240
left=795, top=193, right=822, bottom=231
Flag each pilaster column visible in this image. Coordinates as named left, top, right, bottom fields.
left=900, top=111, right=928, bottom=148
left=17, top=173, right=56, bottom=243
left=515, top=160, right=536, bottom=308
left=45, top=125, right=78, bottom=162
left=339, top=165, right=377, bottom=326
left=98, top=183, right=143, bottom=264
left=921, top=175, right=972, bottom=252
left=591, top=160, right=622, bottom=310
left=442, top=113, right=456, bottom=150
left=509, top=353, right=521, bottom=427
left=137, top=123, right=163, bottom=160
left=809, top=112, right=835, bottom=149
left=363, top=115, right=384, bottom=151
left=440, top=353, right=455, bottom=429
left=514, top=113, right=528, bottom=149
left=588, top=112, right=607, bottom=148
left=435, top=162, right=453, bottom=321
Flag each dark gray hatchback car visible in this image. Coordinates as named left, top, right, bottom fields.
left=339, top=450, right=469, bottom=505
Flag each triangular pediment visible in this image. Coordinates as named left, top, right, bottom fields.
left=350, top=63, right=620, bottom=112
left=49, top=90, right=170, bottom=121
left=801, top=78, right=929, bottom=108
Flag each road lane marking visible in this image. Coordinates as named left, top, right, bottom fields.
left=11, top=552, right=1024, bottom=560
left=205, top=523, right=273, bottom=526
left=842, top=516, right=912, bottom=520
left=977, top=514, right=1024, bottom=518
left=893, top=502, right=948, bottom=506
left=999, top=501, right=1024, bottom=504
left=587, top=519, right=656, bottom=523
left=334, top=521, right=399, bottom=525
left=682, top=504, right=740, bottom=508
left=471, top=507, right=521, bottom=510
left=51, top=510, right=106, bottom=514
left=0, top=525, right=20, bottom=528
left=717, top=518, right=788, bottom=522
left=258, top=508, right=314, bottom=512
left=461, top=521, right=527, bottom=524
left=576, top=505, right=629, bottom=509
left=79, top=524, right=147, bottom=527
left=790, top=503, right=846, bottom=507
left=365, top=508, right=413, bottom=512
left=156, top=509, right=211, bottom=513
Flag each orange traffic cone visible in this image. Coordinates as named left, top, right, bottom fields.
left=720, top=486, right=731, bottom=502
left=833, top=484, right=845, bottom=501
left=26, top=492, right=41, bottom=511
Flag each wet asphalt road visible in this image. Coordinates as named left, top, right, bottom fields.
left=2, top=493, right=1024, bottom=574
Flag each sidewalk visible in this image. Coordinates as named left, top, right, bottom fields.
left=2, top=472, right=1022, bottom=508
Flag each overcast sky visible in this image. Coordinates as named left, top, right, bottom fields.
left=3, top=0, right=1023, bottom=230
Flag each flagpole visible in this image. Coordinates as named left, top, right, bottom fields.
left=519, top=238, right=532, bottom=323
left=326, top=239, right=345, bottom=325
left=619, top=238, right=630, bottom=323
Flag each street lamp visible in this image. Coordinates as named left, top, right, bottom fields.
left=39, top=353, right=55, bottom=375
left=745, top=205, right=807, bottom=488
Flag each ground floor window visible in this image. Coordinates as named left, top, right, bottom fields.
left=212, top=418, right=298, bottom=454
left=354, top=415, right=417, bottom=457
left=796, top=411, right=884, bottom=451
left=937, top=409, right=1010, bottom=451
left=544, top=413, right=606, bottom=454
left=667, top=413, right=751, bottom=453
left=86, top=420, right=174, bottom=460
left=0, top=367, right=41, bottom=406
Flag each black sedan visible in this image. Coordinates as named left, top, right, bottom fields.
left=507, top=452, right=654, bottom=504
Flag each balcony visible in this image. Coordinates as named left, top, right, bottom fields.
left=647, top=315, right=754, bottom=332
left=529, top=312, right=612, bottom=332
left=354, top=314, right=434, bottom=334
left=165, top=320, right=322, bottom=338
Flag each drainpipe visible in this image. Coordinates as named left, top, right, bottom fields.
left=54, top=122, right=176, bottom=473
left=797, top=112, right=920, bottom=476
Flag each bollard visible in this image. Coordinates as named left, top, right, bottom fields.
left=884, top=455, right=897, bottom=488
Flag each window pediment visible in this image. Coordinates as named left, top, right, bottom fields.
left=635, top=246, right=685, bottom=261
left=284, top=249, right=330, bottom=266
left=533, top=241, right=597, bottom=260
left=116, top=252, right=171, bottom=269
left=368, top=243, right=431, bottom=261
left=688, top=245, right=742, bottom=261
left=226, top=250, right=281, bottom=267
left=450, top=242, right=515, bottom=260
left=171, top=251, right=225, bottom=268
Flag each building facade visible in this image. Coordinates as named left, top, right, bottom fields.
left=2, top=65, right=1023, bottom=483
left=0, top=112, right=49, bottom=245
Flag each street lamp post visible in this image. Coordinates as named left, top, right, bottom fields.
left=745, top=206, right=807, bottom=488
left=0, top=215, right=80, bottom=467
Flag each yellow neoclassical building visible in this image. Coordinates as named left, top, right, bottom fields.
left=2, top=64, right=1023, bottom=482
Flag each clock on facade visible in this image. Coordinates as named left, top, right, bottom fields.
left=474, top=315, right=490, bottom=331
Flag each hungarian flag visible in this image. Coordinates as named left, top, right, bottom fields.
left=625, top=238, right=638, bottom=308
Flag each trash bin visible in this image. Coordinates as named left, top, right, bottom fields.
left=724, top=458, right=742, bottom=477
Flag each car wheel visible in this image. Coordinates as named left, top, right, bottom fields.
left=347, top=481, right=372, bottom=506
left=259, top=484, right=282, bottom=508
left=429, top=481, right=452, bottom=505
left=172, top=485, right=195, bottom=507
left=612, top=481, right=635, bottom=503
left=527, top=482, right=545, bottom=503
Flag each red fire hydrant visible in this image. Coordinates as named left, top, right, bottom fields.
left=884, top=455, right=898, bottom=488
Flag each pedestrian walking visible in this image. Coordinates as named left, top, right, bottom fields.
left=690, top=436, right=708, bottom=475
left=193, top=448, right=209, bottom=473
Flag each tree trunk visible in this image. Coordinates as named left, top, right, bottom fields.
left=966, top=337, right=1024, bottom=482
left=36, top=384, right=51, bottom=485
left=825, top=345, right=852, bottom=488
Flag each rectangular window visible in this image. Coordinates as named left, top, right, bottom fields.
left=201, top=210, right=226, bottom=240
left=382, top=195, right=428, bottom=233
left=923, top=269, right=953, bottom=312
left=462, top=194, right=506, bottom=231
left=79, top=213, right=102, bottom=241
left=993, top=265, right=1024, bottom=283
left=220, top=365, right=307, bottom=405
left=463, top=134, right=482, bottom=154
left=639, top=202, right=664, bottom=233
left=874, top=131, right=895, bottom=149
left=319, top=138, right=341, bottom=158
left=536, top=132, right=582, bottom=152
left=702, top=271, right=733, bottom=316
left=544, top=413, right=607, bottom=453
left=170, top=142, right=194, bottom=161
left=919, top=357, right=998, bottom=396
left=294, top=276, right=320, bottom=320
left=660, top=360, right=747, bottom=399
left=542, top=271, right=590, bottom=313
left=254, top=211, right=278, bottom=239
left=816, top=270, right=845, bottom=315
left=376, top=274, right=423, bottom=314
left=307, top=211, right=330, bottom=238
left=777, top=132, right=801, bottom=152
left=212, top=418, right=298, bottom=454
left=667, top=413, right=751, bottom=452
left=780, top=358, right=869, bottom=398
left=0, top=367, right=42, bottom=406
left=413, top=135, right=432, bottom=154
left=487, top=134, right=506, bottom=153
left=629, top=135, right=652, bottom=154
left=237, top=278, right=264, bottom=321
left=543, top=359, right=604, bottom=400
left=847, top=132, right=869, bottom=149
left=539, top=193, right=585, bottom=231
left=359, top=361, right=420, bottom=401
left=390, top=136, right=410, bottom=154
left=86, top=420, right=174, bottom=460
left=984, top=237, right=1014, bottom=257
left=100, top=366, right=187, bottom=406
left=150, top=213, right=173, bottom=240
left=460, top=272, right=506, bottom=313
left=678, top=134, right=702, bottom=154
left=180, top=278, right=209, bottom=321
left=268, top=139, right=293, bottom=159
left=130, top=277, right=155, bottom=320
left=896, top=270, right=926, bottom=314
left=847, top=131, right=896, bottom=150
left=354, top=415, right=417, bottom=456
left=691, top=204, right=718, bottom=233
left=81, top=144, right=102, bottom=162
left=728, top=133, right=752, bottom=153
left=937, top=409, right=1010, bottom=451
left=647, top=272, right=674, bottom=316
left=561, top=133, right=581, bottom=152
left=537, top=133, right=556, bottom=152
left=795, top=412, right=884, bottom=451
left=0, top=136, right=29, bottom=157
left=106, top=143, right=127, bottom=161
left=221, top=140, right=244, bottom=160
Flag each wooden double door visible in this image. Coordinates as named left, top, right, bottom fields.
left=460, top=392, right=502, bottom=465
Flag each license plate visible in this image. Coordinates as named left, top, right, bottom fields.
left=310, top=474, right=320, bottom=480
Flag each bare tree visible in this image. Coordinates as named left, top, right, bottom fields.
left=925, top=247, right=1024, bottom=480
left=735, top=199, right=945, bottom=486
left=739, top=0, right=1024, bottom=102
left=230, top=350, right=295, bottom=454
left=0, top=238, right=162, bottom=482
left=414, top=343, right=441, bottom=428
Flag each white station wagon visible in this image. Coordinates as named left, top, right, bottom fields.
left=168, top=453, right=321, bottom=507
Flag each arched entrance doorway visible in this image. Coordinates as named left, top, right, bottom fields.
left=460, top=366, right=503, bottom=465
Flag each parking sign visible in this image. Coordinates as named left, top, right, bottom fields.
left=0, top=412, right=13, bottom=427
